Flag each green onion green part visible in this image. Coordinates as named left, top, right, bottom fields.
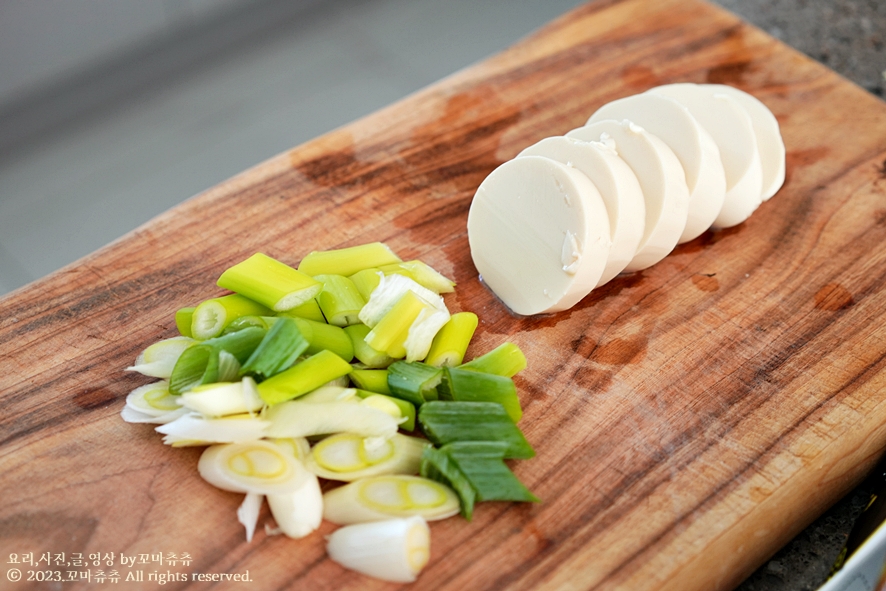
left=424, top=312, right=478, bottom=368
left=217, top=253, right=322, bottom=312
left=349, top=369, right=391, bottom=395
left=202, top=326, right=267, bottom=363
left=417, top=401, right=534, bottom=459
left=344, top=324, right=394, bottom=368
left=386, top=361, right=442, bottom=406
left=239, top=317, right=309, bottom=379
left=175, top=307, right=195, bottom=337
left=256, top=350, right=353, bottom=405
left=355, top=389, right=416, bottom=431
left=288, top=317, right=354, bottom=361
left=191, top=294, right=272, bottom=340
left=169, top=344, right=239, bottom=395
left=313, top=274, right=366, bottom=327
left=437, top=367, right=522, bottom=422
left=297, top=242, right=401, bottom=277
left=458, top=342, right=527, bottom=377
left=419, top=446, right=477, bottom=519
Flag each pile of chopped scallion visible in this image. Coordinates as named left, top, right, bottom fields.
left=121, top=242, right=537, bottom=583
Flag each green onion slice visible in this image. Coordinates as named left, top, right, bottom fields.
left=387, top=361, right=442, bottom=406
left=217, top=253, right=322, bottom=312
left=417, top=401, right=534, bottom=459
left=437, top=367, right=522, bottom=422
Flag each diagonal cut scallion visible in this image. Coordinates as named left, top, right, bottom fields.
left=417, top=401, right=534, bottom=459
left=437, top=367, right=522, bottom=422
left=238, top=317, right=308, bottom=379
left=458, top=342, right=527, bottom=378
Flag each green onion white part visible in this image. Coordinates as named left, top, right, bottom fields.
left=156, top=413, right=269, bottom=446
left=325, top=516, right=430, bottom=583
left=198, top=440, right=310, bottom=495
left=126, top=336, right=195, bottom=378
left=323, top=475, right=460, bottom=524
left=264, top=400, right=402, bottom=440
left=238, top=492, right=264, bottom=542
left=306, top=433, right=429, bottom=482
left=179, top=377, right=263, bottom=418
left=124, top=381, right=182, bottom=418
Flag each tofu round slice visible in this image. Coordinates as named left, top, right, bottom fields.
left=467, top=155, right=611, bottom=316
left=649, top=83, right=763, bottom=228
left=516, top=136, right=645, bottom=286
left=702, top=84, right=785, bottom=201
left=587, top=92, right=726, bottom=244
left=567, top=120, right=690, bottom=272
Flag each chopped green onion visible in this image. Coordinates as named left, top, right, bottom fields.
left=358, top=273, right=447, bottom=328
left=459, top=342, right=527, bottom=377
left=297, top=385, right=357, bottom=404
left=286, top=317, right=354, bottom=362
left=325, top=517, right=430, bottom=583
left=180, top=377, right=264, bottom=417
left=386, top=361, right=442, bottom=406
left=175, top=307, right=195, bottom=337
left=222, top=315, right=270, bottom=334
left=403, top=304, right=450, bottom=363
left=169, top=344, right=240, bottom=395
left=202, top=325, right=267, bottom=363
left=123, top=381, right=182, bottom=417
left=378, top=260, right=456, bottom=294
left=191, top=294, right=272, bottom=340
left=323, top=475, right=460, bottom=524
left=424, top=312, right=478, bottom=367
left=278, top=297, right=326, bottom=323
left=313, top=274, right=366, bottom=327
left=156, top=412, right=269, bottom=446
left=419, top=446, right=477, bottom=519
left=237, top=492, right=263, bottom=542
left=126, top=336, right=195, bottom=378
left=306, top=433, right=429, bottom=481
left=355, top=390, right=416, bottom=431
left=217, top=253, right=322, bottom=312
left=417, top=401, right=534, bottom=459
left=364, top=290, right=428, bottom=359
left=238, top=317, right=308, bottom=379
left=297, top=242, right=401, bottom=277
left=197, top=440, right=309, bottom=494
left=344, top=324, right=394, bottom=368
left=267, top=475, right=323, bottom=539
left=349, top=268, right=382, bottom=301
left=256, top=350, right=353, bottom=405
left=264, top=400, right=401, bottom=440
left=437, top=367, right=522, bottom=422
left=350, top=369, right=391, bottom=395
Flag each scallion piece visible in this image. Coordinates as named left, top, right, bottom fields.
left=349, top=268, right=382, bottom=301
left=417, top=401, right=534, bottom=459
left=424, top=312, right=478, bottom=368
left=239, top=317, right=308, bottom=379
left=197, top=440, right=309, bottom=494
left=344, top=324, right=393, bottom=368
left=364, top=290, right=428, bottom=359
left=437, top=367, right=522, bottom=422
left=191, top=293, right=272, bottom=340
left=355, top=389, right=416, bottom=431
left=313, top=274, right=366, bottom=327
left=306, top=433, right=429, bottom=482
left=325, top=517, right=430, bottom=583
left=127, top=336, right=195, bottom=378
left=264, top=400, right=401, bottom=440
left=287, top=317, right=354, bottom=362
left=278, top=297, right=326, bottom=323
left=297, top=242, right=401, bottom=277
left=387, top=361, right=442, bottom=406
left=180, top=377, right=264, bottom=418
left=175, top=307, right=195, bottom=337
left=255, top=350, right=353, bottom=405
left=217, top=253, right=322, bottom=312
left=156, top=412, right=269, bottom=446
left=350, top=369, right=391, bottom=395
left=439, top=441, right=538, bottom=503
left=323, top=475, right=460, bottom=525
left=221, top=315, right=270, bottom=334
left=169, top=345, right=238, bottom=395
left=202, top=326, right=267, bottom=363
left=419, top=446, right=477, bottom=519
left=458, top=342, right=527, bottom=377
left=378, top=260, right=456, bottom=294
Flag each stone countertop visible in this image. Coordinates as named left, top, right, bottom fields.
left=713, top=1, right=885, bottom=589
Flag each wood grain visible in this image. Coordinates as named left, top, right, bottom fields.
left=3, top=0, right=886, bottom=589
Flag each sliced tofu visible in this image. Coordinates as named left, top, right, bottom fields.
left=649, top=83, right=763, bottom=228
left=587, top=92, right=726, bottom=244
left=702, top=84, right=786, bottom=201
left=567, top=120, right=690, bottom=271
left=517, top=136, right=645, bottom=286
left=466, top=155, right=611, bottom=316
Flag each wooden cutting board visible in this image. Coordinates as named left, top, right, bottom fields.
left=3, top=0, right=886, bottom=589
